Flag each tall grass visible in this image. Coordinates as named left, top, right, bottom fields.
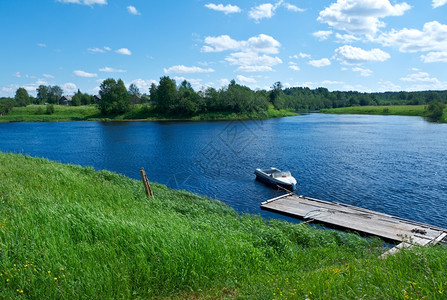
left=1, top=153, right=446, bottom=298
left=321, top=105, right=428, bottom=117
left=0, top=104, right=297, bottom=123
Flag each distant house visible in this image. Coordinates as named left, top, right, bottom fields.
left=94, top=95, right=101, bottom=103
left=59, top=96, right=72, bottom=105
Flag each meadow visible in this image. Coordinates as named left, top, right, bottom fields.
left=1, top=152, right=446, bottom=298
left=0, top=104, right=297, bottom=123
left=320, top=105, right=447, bottom=122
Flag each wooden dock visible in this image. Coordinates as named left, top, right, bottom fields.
left=261, top=193, right=447, bottom=256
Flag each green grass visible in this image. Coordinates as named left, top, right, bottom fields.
left=1, top=153, right=446, bottom=298
left=320, top=105, right=428, bottom=117
left=0, top=104, right=297, bottom=123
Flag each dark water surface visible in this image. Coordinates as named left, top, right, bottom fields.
left=1, top=114, right=446, bottom=227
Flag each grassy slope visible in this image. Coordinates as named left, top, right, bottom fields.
left=0, top=105, right=297, bottom=122
left=1, top=153, right=446, bottom=299
left=320, top=105, right=427, bottom=116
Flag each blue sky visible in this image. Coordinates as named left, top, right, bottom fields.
left=1, top=0, right=447, bottom=97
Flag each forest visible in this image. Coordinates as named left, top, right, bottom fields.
left=2, top=77, right=447, bottom=118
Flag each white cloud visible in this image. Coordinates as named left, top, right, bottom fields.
left=433, top=0, right=447, bottom=8
left=400, top=71, right=439, bottom=83
left=172, top=77, right=203, bottom=90
left=335, top=45, right=390, bottom=64
left=204, top=3, right=241, bottom=14
left=321, top=80, right=344, bottom=85
left=284, top=3, right=304, bottom=12
left=127, top=6, right=140, bottom=15
left=225, top=52, right=282, bottom=72
left=73, top=70, right=98, bottom=78
left=116, top=48, right=132, bottom=55
left=352, top=67, right=373, bottom=77
left=318, top=0, right=411, bottom=35
left=99, top=67, right=127, bottom=73
left=289, top=64, right=300, bottom=71
left=378, top=80, right=402, bottom=92
left=37, top=43, right=47, bottom=48
left=13, top=72, right=21, bottom=78
left=299, top=52, right=311, bottom=59
left=249, top=3, right=277, bottom=22
left=128, top=79, right=157, bottom=92
left=57, top=0, right=107, bottom=5
left=164, top=65, right=215, bottom=74
left=236, top=75, right=257, bottom=84
left=42, top=74, right=55, bottom=78
left=218, top=78, right=230, bottom=87
left=313, top=30, right=333, bottom=41
left=421, top=51, right=447, bottom=63
left=104, top=46, right=111, bottom=51
left=308, top=58, right=331, bottom=67
left=377, top=21, right=447, bottom=53
left=62, top=82, right=77, bottom=94
left=335, top=33, right=360, bottom=43
left=202, top=34, right=280, bottom=54
left=248, top=1, right=303, bottom=22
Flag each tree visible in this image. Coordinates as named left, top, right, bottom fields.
left=128, top=83, right=141, bottom=104
left=15, top=88, right=30, bottom=107
left=270, top=81, right=285, bottom=109
left=155, top=76, right=178, bottom=113
left=48, top=86, right=63, bottom=104
left=37, top=85, right=49, bottom=104
left=98, top=78, right=131, bottom=115
left=426, top=100, right=445, bottom=122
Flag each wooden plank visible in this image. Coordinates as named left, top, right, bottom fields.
left=140, top=167, right=154, bottom=197
left=261, top=194, right=447, bottom=245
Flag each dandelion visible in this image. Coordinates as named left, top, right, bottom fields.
left=6, top=278, right=10, bottom=282
left=54, top=277, right=57, bottom=281
left=48, top=270, right=51, bottom=274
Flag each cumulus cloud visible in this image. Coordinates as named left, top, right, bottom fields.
left=289, top=63, right=300, bottom=71
left=99, top=67, right=126, bottom=73
left=248, top=1, right=303, bottom=22
left=128, top=79, right=157, bottom=92
left=352, top=67, right=373, bottom=77
left=13, top=72, right=21, bottom=78
left=335, top=33, right=360, bottom=43
left=116, top=48, right=132, bottom=55
left=308, top=58, right=331, bottom=67
left=313, top=30, right=333, bottom=41
left=335, top=45, right=390, bottom=64
left=236, top=75, right=257, bottom=84
left=127, top=5, right=140, bottom=15
left=377, top=21, right=447, bottom=53
left=433, top=0, right=447, bottom=8
left=400, top=71, right=439, bottom=83
left=42, top=74, right=55, bottom=78
left=421, top=51, right=447, bottom=63
left=57, top=0, right=107, bottom=5
left=62, top=82, right=77, bottom=94
left=225, top=52, right=282, bottom=72
left=37, top=43, right=47, bottom=48
left=318, top=0, right=411, bottom=35
left=202, top=34, right=280, bottom=54
left=205, top=3, right=241, bottom=14
left=73, top=70, right=98, bottom=78
left=164, top=65, right=215, bottom=74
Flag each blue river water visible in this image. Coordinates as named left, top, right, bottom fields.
left=1, top=114, right=446, bottom=227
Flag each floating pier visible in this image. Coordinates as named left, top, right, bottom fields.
left=261, top=193, right=447, bottom=257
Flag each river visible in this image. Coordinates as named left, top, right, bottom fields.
left=1, top=113, right=446, bottom=227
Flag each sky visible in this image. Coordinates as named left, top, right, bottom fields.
left=1, top=0, right=447, bottom=97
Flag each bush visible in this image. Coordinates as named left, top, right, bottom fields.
left=46, top=104, right=55, bottom=115
left=425, top=100, right=445, bottom=122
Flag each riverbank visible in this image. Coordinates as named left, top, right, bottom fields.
left=1, top=152, right=446, bottom=298
left=0, top=104, right=297, bottom=122
left=321, top=105, right=447, bottom=122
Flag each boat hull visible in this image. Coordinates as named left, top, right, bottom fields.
left=255, top=170, right=296, bottom=190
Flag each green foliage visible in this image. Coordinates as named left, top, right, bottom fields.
left=0, top=97, right=15, bottom=114
left=14, top=88, right=30, bottom=107
left=321, top=105, right=427, bottom=117
left=71, top=89, right=94, bottom=106
left=98, top=78, right=131, bottom=115
left=45, top=104, right=55, bottom=115
left=1, top=153, right=447, bottom=298
left=36, top=85, right=63, bottom=104
left=425, top=100, right=446, bottom=122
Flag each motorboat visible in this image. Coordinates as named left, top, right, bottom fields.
left=254, top=167, right=297, bottom=190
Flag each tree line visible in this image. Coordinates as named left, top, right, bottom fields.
left=2, top=78, right=447, bottom=118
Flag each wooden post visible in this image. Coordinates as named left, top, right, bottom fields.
left=140, top=168, right=154, bottom=197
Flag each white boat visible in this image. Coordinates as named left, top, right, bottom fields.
left=254, top=167, right=297, bottom=190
